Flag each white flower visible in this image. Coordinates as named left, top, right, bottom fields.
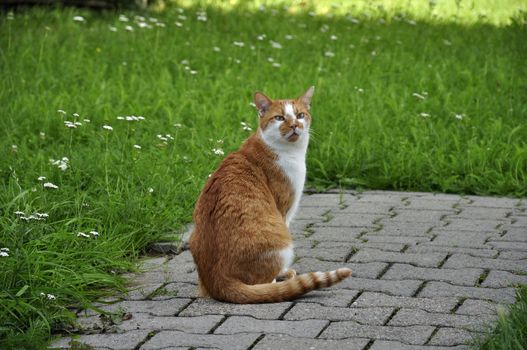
left=175, top=21, right=183, bottom=27
left=11, top=145, right=17, bottom=152
left=420, top=113, right=431, bottom=118
left=57, top=109, right=66, bottom=115
left=84, top=119, right=91, bottom=123
left=180, top=59, right=189, bottom=66
left=213, top=46, right=221, bottom=52
left=89, top=231, right=99, bottom=237
left=109, top=26, right=117, bottom=32
left=73, top=113, right=79, bottom=117
left=190, top=70, right=198, bottom=75
left=443, top=39, right=452, bottom=46
left=412, top=92, right=426, bottom=100
left=103, top=125, right=113, bottom=131
left=330, top=35, right=338, bottom=40
left=138, top=22, right=150, bottom=28
left=1, top=251, right=9, bottom=257
left=36, top=213, right=49, bottom=219
left=173, top=123, right=182, bottom=128
left=285, top=34, right=293, bottom=40
left=270, top=40, right=282, bottom=49
left=125, top=25, right=134, bottom=32
left=324, top=51, right=335, bottom=57
left=155, top=22, right=165, bottom=28
left=272, top=62, right=281, bottom=68
left=267, top=57, right=274, bottom=62
left=212, top=148, right=224, bottom=156
left=133, top=144, right=142, bottom=149
left=455, top=114, right=464, bottom=120
left=73, top=16, right=85, bottom=22
left=50, top=157, right=69, bottom=171
left=148, top=187, right=154, bottom=193
left=77, top=232, right=89, bottom=238
left=119, top=14, right=129, bottom=22
left=14, top=211, right=25, bottom=216
left=37, top=176, right=46, bottom=181
left=233, top=41, right=245, bottom=47
left=178, top=15, right=187, bottom=20
left=371, top=50, right=377, bottom=56
left=43, top=182, right=58, bottom=189
left=257, top=34, right=266, bottom=41
left=47, top=294, right=56, bottom=300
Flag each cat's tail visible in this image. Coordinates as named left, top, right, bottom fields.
left=220, top=268, right=352, bottom=304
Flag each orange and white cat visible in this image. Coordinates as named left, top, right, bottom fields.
left=189, top=87, right=351, bottom=303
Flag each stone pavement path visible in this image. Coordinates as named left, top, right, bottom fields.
left=52, top=191, right=527, bottom=350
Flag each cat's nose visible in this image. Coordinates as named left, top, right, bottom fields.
left=290, top=124, right=297, bottom=130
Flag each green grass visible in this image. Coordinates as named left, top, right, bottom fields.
left=0, top=0, right=526, bottom=348
left=474, top=286, right=527, bottom=350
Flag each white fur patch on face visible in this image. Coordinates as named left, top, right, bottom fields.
left=284, top=102, right=295, bottom=120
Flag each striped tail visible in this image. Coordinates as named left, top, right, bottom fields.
left=219, top=268, right=352, bottom=304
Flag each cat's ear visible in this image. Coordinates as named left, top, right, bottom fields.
left=253, top=92, right=273, bottom=117
left=298, top=86, right=315, bottom=110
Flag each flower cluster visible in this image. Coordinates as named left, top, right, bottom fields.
left=240, top=121, right=252, bottom=131
left=0, top=248, right=9, bottom=257
left=40, top=292, right=56, bottom=300
left=77, top=231, right=99, bottom=238
left=15, top=211, right=49, bottom=222
left=50, top=157, right=69, bottom=171
left=157, top=134, right=174, bottom=143
left=117, top=115, right=145, bottom=121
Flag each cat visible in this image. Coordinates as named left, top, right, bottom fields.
left=189, top=87, right=352, bottom=303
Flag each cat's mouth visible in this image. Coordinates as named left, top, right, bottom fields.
left=285, top=130, right=300, bottom=142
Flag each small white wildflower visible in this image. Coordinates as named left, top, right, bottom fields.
left=137, top=22, right=150, bottom=28
left=43, top=182, right=58, bottom=189
left=148, top=187, right=154, bottom=193
left=181, top=59, right=189, bottom=66
left=1, top=251, right=9, bottom=257
left=72, top=113, right=79, bottom=117
left=330, top=35, right=338, bottom=40
left=77, top=232, right=89, bottom=238
left=47, top=294, right=56, bottom=300
left=308, top=11, right=316, bottom=17
left=212, top=148, right=224, bottom=156
left=133, top=144, right=142, bottom=149
left=57, top=109, right=66, bottom=115
left=213, top=46, right=221, bottom=52
left=257, top=34, right=266, bottom=41
left=119, top=14, right=129, bottom=22
left=74, top=122, right=82, bottom=126
left=40, top=132, right=46, bottom=138
left=412, top=92, right=426, bottom=100
left=89, top=231, right=99, bottom=237
left=36, top=213, right=49, bottom=219
left=83, top=119, right=91, bottom=123
left=175, top=21, right=183, bottom=27
left=73, top=16, right=85, bottom=22
left=233, top=41, right=245, bottom=47
left=443, top=39, right=452, bottom=46
left=37, top=176, right=46, bottom=181
left=190, top=70, right=198, bottom=75
left=285, top=34, right=293, bottom=40
left=11, top=145, right=17, bottom=152
left=267, top=57, right=274, bottom=62
left=125, top=25, right=134, bottom=32
left=320, top=24, right=329, bottom=32
left=103, top=125, right=113, bottom=131
left=15, top=211, right=25, bottom=216
left=173, top=123, right=182, bottom=128
left=234, top=59, right=241, bottom=64
left=155, top=22, right=166, bottom=28
left=7, top=12, right=14, bottom=20
left=178, top=15, right=187, bottom=20
left=109, top=26, right=117, bottom=32
left=270, top=40, right=282, bottom=49
left=64, top=121, right=77, bottom=128
left=455, top=114, right=464, bottom=120
left=371, top=50, right=377, bottom=56
left=420, top=113, right=431, bottom=118
left=272, top=62, right=281, bottom=68
left=324, top=51, right=335, bottom=57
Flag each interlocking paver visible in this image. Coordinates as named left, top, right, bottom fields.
left=214, top=316, right=328, bottom=338
left=283, top=303, right=393, bottom=324
left=382, top=264, right=483, bottom=286
left=52, top=191, right=526, bottom=350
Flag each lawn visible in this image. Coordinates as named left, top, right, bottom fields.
left=1, top=0, right=526, bottom=348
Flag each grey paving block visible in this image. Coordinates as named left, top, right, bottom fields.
left=407, top=245, right=498, bottom=258
left=253, top=334, right=370, bottom=350
left=464, top=196, right=521, bottom=208
left=429, top=230, right=497, bottom=248
left=295, top=243, right=353, bottom=261
left=428, top=327, right=484, bottom=346
left=362, top=234, right=432, bottom=245
left=349, top=249, right=447, bottom=267
left=382, top=264, right=483, bottom=286
left=139, top=257, right=169, bottom=271
left=351, top=292, right=459, bottom=313
left=498, top=251, right=527, bottom=260
left=353, top=242, right=407, bottom=252
left=284, top=302, right=393, bottom=325
left=301, top=194, right=344, bottom=207
left=441, top=219, right=503, bottom=232
left=369, top=340, right=468, bottom=350
left=387, top=209, right=450, bottom=223
left=339, top=201, right=394, bottom=214
left=84, top=299, right=192, bottom=317
left=320, top=321, right=435, bottom=345
left=179, top=298, right=292, bottom=319
left=116, top=314, right=222, bottom=333
left=443, top=254, right=527, bottom=273
left=140, top=331, right=260, bottom=350
left=489, top=231, right=527, bottom=242
left=455, top=299, right=503, bottom=316
left=214, top=316, right=328, bottom=338
left=151, top=282, right=198, bottom=300
left=124, top=283, right=165, bottom=300
left=292, top=257, right=387, bottom=278
left=487, top=241, right=527, bottom=251
left=388, top=308, right=496, bottom=332
left=400, top=198, right=460, bottom=211
left=452, top=207, right=511, bottom=220
left=510, top=215, right=527, bottom=227
left=295, top=206, right=332, bottom=220
left=296, top=288, right=360, bottom=307
left=356, top=192, right=409, bottom=203
left=371, top=221, right=436, bottom=237
left=340, top=277, right=422, bottom=296
left=315, top=213, right=386, bottom=227
left=52, top=330, right=149, bottom=350
left=419, top=281, right=517, bottom=303
left=481, top=270, right=527, bottom=288
left=308, top=227, right=367, bottom=242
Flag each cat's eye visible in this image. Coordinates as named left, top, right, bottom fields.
left=297, top=113, right=305, bottom=119
left=274, top=115, right=285, bottom=121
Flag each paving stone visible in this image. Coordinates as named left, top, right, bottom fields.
left=84, top=299, right=192, bottom=317
left=253, top=334, right=370, bottom=350
left=308, top=226, right=366, bottom=242
left=429, top=230, right=497, bottom=248
left=290, top=219, right=314, bottom=234
left=388, top=308, right=495, bottom=332
left=352, top=242, right=406, bottom=252
left=408, top=245, right=497, bottom=258
left=296, top=288, right=360, bottom=307
left=295, top=243, right=353, bottom=261
left=452, top=207, right=511, bottom=220
left=370, top=221, right=436, bottom=237
left=52, top=330, right=149, bottom=350
left=301, top=194, right=344, bottom=207
left=295, top=206, right=332, bottom=220
left=369, top=340, right=468, bottom=350
left=124, top=283, right=165, bottom=300
left=419, top=281, right=516, bottom=303
left=362, top=234, right=432, bottom=245
left=339, top=201, right=394, bottom=214
left=382, top=264, right=483, bottom=286
left=315, top=213, right=386, bottom=227
left=179, top=298, right=292, bottom=319
left=320, top=321, right=435, bottom=345
left=284, top=303, right=393, bottom=325
left=140, top=257, right=169, bottom=271
left=140, top=331, right=260, bottom=350
left=487, top=241, right=527, bottom=251
left=443, top=254, right=527, bottom=273
left=464, top=196, right=521, bottom=208
left=351, top=292, right=459, bottom=313
left=455, top=299, right=503, bottom=315
left=114, top=314, right=222, bottom=333
left=292, top=257, right=387, bottom=278
left=489, top=231, right=527, bottom=242
left=510, top=215, right=527, bottom=227
left=387, top=210, right=451, bottom=223
left=400, top=198, right=460, bottom=211
left=356, top=192, right=409, bottom=203
left=151, top=282, right=197, bottom=300
left=441, top=219, right=503, bottom=232
left=350, top=249, right=447, bottom=267
left=340, top=277, right=422, bottom=296
left=214, top=316, right=328, bottom=338
left=481, top=270, right=527, bottom=287
left=428, top=327, right=484, bottom=346
left=498, top=251, right=527, bottom=260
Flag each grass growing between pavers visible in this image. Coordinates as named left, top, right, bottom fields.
left=474, top=286, right=527, bottom=350
left=0, top=0, right=526, bottom=348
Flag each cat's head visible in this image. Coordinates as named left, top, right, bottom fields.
left=254, top=86, right=314, bottom=146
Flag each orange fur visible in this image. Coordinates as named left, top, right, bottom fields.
left=189, top=87, right=352, bottom=303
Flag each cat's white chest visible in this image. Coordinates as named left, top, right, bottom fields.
left=276, top=153, right=306, bottom=227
